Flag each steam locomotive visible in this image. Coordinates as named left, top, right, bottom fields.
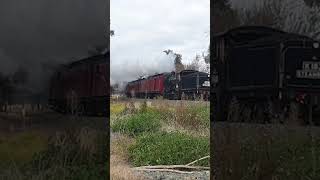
left=48, top=52, right=109, bottom=116
left=212, top=26, right=320, bottom=125
left=125, top=70, right=210, bottom=100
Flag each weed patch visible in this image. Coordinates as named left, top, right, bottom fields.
left=175, top=105, right=210, bottom=130
left=0, top=128, right=108, bottom=180
left=0, top=132, right=48, bottom=167
left=112, top=110, right=162, bottom=136
left=129, top=132, right=209, bottom=167
left=213, top=123, right=320, bottom=180
left=110, top=103, right=126, bottom=116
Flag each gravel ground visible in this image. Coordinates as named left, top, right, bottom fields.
left=133, top=170, right=210, bottom=180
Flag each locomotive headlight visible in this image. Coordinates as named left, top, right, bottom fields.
left=313, top=42, right=319, bottom=48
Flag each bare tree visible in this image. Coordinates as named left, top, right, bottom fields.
left=185, top=54, right=201, bottom=71
left=304, top=0, right=320, bottom=7
left=233, top=0, right=320, bottom=40
left=213, top=0, right=240, bottom=33
left=163, top=49, right=185, bottom=73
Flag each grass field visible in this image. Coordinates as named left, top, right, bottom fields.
left=0, top=109, right=108, bottom=180
left=110, top=99, right=210, bottom=179
left=212, top=122, right=320, bottom=180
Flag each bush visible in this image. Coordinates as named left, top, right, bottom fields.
left=112, top=110, right=162, bottom=136
left=129, top=132, right=209, bottom=167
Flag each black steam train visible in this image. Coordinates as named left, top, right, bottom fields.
left=125, top=70, right=210, bottom=101
left=212, top=26, right=320, bottom=125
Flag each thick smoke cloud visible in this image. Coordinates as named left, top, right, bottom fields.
left=0, top=0, right=109, bottom=93
left=110, top=52, right=175, bottom=85
left=110, top=0, right=209, bottom=86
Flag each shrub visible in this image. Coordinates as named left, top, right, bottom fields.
left=112, top=110, right=162, bottom=136
left=129, top=132, right=209, bottom=167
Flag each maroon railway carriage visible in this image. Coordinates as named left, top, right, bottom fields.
left=125, top=73, right=166, bottom=98
left=49, top=52, right=109, bottom=116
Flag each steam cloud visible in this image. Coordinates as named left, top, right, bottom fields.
left=0, top=0, right=109, bottom=94
left=110, top=52, right=175, bottom=86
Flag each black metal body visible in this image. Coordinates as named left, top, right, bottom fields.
left=212, top=26, right=320, bottom=123
left=179, top=70, right=210, bottom=100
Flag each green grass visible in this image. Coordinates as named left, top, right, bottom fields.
left=238, top=137, right=320, bottom=180
left=0, top=129, right=108, bottom=180
left=129, top=132, right=209, bottom=167
left=174, top=105, right=210, bottom=130
left=111, top=109, right=162, bottom=136
left=213, top=124, right=320, bottom=180
left=27, top=134, right=108, bottom=180
left=111, top=101, right=210, bottom=168
left=0, top=132, right=48, bottom=167
left=187, top=106, right=210, bottom=127
left=110, top=103, right=126, bottom=116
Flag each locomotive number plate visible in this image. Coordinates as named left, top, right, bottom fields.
left=202, top=81, right=210, bottom=87
left=296, top=61, right=320, bottom=79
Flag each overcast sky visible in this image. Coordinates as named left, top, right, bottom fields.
left=110, top=0, right=210, bottom=84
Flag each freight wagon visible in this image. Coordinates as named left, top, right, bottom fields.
left=212, top=26, right=320, bottom=124
left=125, top=70, right=210, bottom=100
left=126, top=73, right=166, bottom=98
left=49, top=52, right=109, bottom=116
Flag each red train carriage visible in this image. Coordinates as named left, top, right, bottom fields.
left=146, top=74, right=165, bottom=98
left=49, top=52, right=109, bottom=116
left=125, top=73, right=166, bottom=98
